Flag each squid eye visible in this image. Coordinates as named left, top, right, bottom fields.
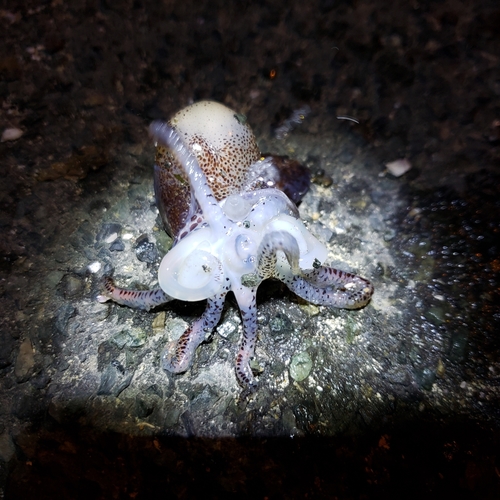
left=158, top=228, right=225, bottom=301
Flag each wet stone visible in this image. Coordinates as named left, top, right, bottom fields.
left=109, top=238, right=125, bottom=251
left=69, top=220, right=94, bottom=249
left=55, top=303, right=77, bottom=334
left=96, top=222, right=122, bottom=244
left=145, top=384, right=163, bottom=399
left=97, top=341, right=121, bottom=371
left=135, top=393, right=160, bottom=418
left=30, top=372, right=51, bottom=390
left=338, top=149, right=354, bottom=164
left=0, top=432, right=16, bottom=462
left=448, top=327, right=469, bottom=362
left=164, top=402, right=182, bottom=427
left=97, top=362, right=133, bottom=396
left=424, top=306, right=446, bottom=326
left=269, top=313, right=294, bottom=336
left=369, top=213, right=385, bottom=232
left=152, top=311, right=166, bottom=332
left=383, top=228, right=396, bottom=241
left=289, top=351, right=313, bottom=382
left=54, top=246, right=73, bottom=263
left=45, top=271, right=64, bottom=290
left=111, top=328, right=147, bottom=349
left=155, top=230, right=173, bottom=254
left=0, top=333, right=15, bottom=369
left=415, top=367, right=437, bottom=390
left=14, top=338, right=35, bottom=382
left=59, top=274, right=84, bottom=299
left=86, top=301, right=110, bottom=322
left=12, top=387, right=45, bottom=420
left=281, top=408, right=301, bottom=437
left=135, top=234, right=159, bottom=263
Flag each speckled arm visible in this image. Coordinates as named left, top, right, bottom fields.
left=161, top=292, right=226, bottom=374
left=280, top=266, right=374, bottom=309
left=242, top=231, right=301, bottom=287
left=98, top=276, right=172, bottom=311
left=235, top=288, right=259, bottom=389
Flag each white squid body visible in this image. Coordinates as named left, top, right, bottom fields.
left=101, top=101, right=373, bottom=389
left=153, top=101, right=328, bottom=304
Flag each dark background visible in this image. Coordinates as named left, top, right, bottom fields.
left=1, top=0, right=499, bottom=498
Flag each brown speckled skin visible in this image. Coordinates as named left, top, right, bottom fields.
left=154, top=112, right=260, bottom=237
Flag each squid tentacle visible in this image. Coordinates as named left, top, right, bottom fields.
left=241, top=230, right=301, bottom=288
left=161, top=292, right=227, bottom=374
left=280, top=266, right=374, bottom=309
left=149, top=121, right=229, bottom=234
left=98, top=276, right=172, bottom=311
left=235, top=288, right=259, bottom=389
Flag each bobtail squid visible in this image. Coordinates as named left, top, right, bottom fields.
left=99, top=101, right=374, bottom=390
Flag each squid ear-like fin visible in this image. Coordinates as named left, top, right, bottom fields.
left=153, top=154, right=199, bottom=238
left=154, top=162, right=174, bottom=237
left=245, top=154, right=311, bottom=205
left=150, top=121, right=228, bottom=234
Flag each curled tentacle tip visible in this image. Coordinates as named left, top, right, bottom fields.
left=96, top=276, right=115, bottom=302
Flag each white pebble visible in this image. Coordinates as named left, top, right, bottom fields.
left=385, top=158, right=412, bottom=177
left=1, top=127, right=23, bottom=142
left=105, top=233, right=118, bottom=244
left=87, top=261, right=102, bottom=273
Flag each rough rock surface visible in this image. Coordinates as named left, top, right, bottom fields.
left=1, top=0, right=499, bottom=497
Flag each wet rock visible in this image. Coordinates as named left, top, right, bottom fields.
left=134, top=234, right=159, bottom=264
left=0, top=432, right=16, bottom=462
left=48, top=396, right=87, bottom=425
left=12, top=386, right=45, bottom=421
left=109, top=238, right=125, bottom=251
left=30, top=372, right=51, bottom=390
left=1, top=127, right=23, bottom=142
left=96, top=223, right=122, bottom=245
left=111, top=328, right=147, bottom=349
left=448, top=327, right=469, bottom=362
left=0, top=333, right=15, bottom=369
left=155, top=230, right=173, bottom=254
left=269, top=313, right=294, bottom=337
left=152, top=311, right=166, bottom=332
left=338, top=148, right=354, bottom=164
left=86, top=301, right=110, bottom=322
left=97, top=341, right=122, bottom=371
left=414, top=367, right=437, bottom=391
left=14, top=338, right=35, bottom=382
left=289, top=351, right=313, bottom=382
left=69, top=220, right=94, bottom=250
left=424, top=306, right=446, bottom=326
left=58, top=274, right=84, bottom=299
left=54, top=246, right=73, bottom=263
left=135, top=393, right=160, bottom=419
left=55, top=303, right=77, bottom=335
left=97, top=362, right=133, bottom=397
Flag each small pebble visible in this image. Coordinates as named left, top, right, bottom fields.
left=1, top=127, right=23, bottom=142
left=385, top=158, right=412, bottom=177
left=14, top=338, right=35, bottom=381
left=289, top=351, right=313, bottom=382
left=88, top=261, right=101, bottom=273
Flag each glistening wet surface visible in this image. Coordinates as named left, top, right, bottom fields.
left=1, top=0, right=499, bottom=497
